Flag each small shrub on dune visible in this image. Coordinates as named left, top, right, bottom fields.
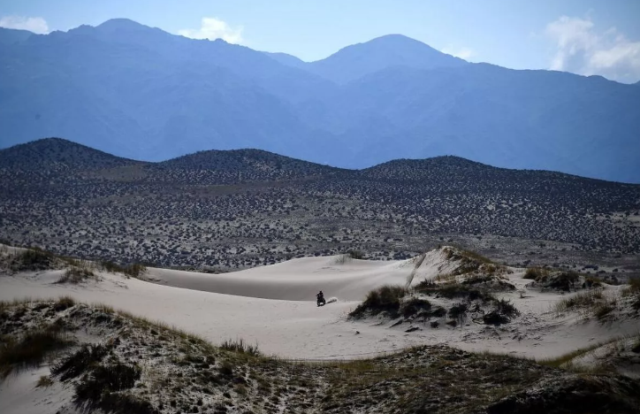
left=494, top=298, right=520, bottom=318
left=349, top=285, right=407, bottom=319
left=220, top=338, right=260, bottom=356
left=448, top=303, right=468, bottom=321
left=0, top=328, right=73, bottom=377
left=124, top=263, right=146, bottom=278
left=524, top=268, right=543, bottom=280
left=401, top=298, right=431, bottom=318
left=10, top=248, right=54, bottom=271
left=555, top=290, right=604, bottom=312
left=624, top=278, right=640, bottom=311
left=416, top=283, right=492, bottom=303
left=99, top=260, right=124, bottom=273
left=594, top=304, right=616, bottom=320
left=53, top=296, right=75, bottom=311
left=52, top=344, right=110, bottom=381
left=57, top=267, right=94, bottom=284
left=584, top=276, right=603, bottom=289
left=550, top=271, right=580, bottom=291
left=73, top=362, right=154, bottom=413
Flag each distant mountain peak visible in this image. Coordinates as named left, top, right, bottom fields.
left=96, top=18, right=152, bottom=32
left=307, top=33, right=467, bottom=84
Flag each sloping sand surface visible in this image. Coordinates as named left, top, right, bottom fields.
left=1, top=249, right=637, bottom=360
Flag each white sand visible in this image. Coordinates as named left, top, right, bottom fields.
left=1, top=249, right=637, bottom=361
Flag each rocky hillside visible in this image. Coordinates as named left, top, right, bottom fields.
left=1, top=299, right=639, bottom=414
left=1, top=139, right=639, bottom=272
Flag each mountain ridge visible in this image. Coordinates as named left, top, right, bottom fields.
left=1, top=19, right=639, bottom=183
left=2, top=137, right=637, bottom=186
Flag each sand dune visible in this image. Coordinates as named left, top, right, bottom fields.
left=1, top=247, right=637, bottom=361
left=145, top=249, right=458, bottom=301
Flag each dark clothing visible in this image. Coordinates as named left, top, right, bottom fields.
left=317, top=292, right=325, bottom=306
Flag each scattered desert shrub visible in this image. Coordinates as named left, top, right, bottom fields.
left=415, top=282, right=492, bottom=303
left=53, top=296, right=75, bottom=311
left=624, top=278, right=640, bottom=311
left=99, top=260, right=124, bottom=273
left=53, top=344, right=110, bottom=381
left=401, top=298, right=431, bottom=318
left=124, top=263, right=146, bottom=278
left=98, top=260, right=146, bottom=278
left=0, top=328, right=73, bottom=377
left=493, top=298, right=520, bottom=318
left=73, top=361, right=156, bottom=414
left=555, top=290, right=604, bottom=312
left=220, top=338, right=260, bottom=356
left=57, top=267, right=94, bottom=284
left=349, top=285, right=407, bottom=319
left=549, top=271, right=580, bottom=291
left=594, top=304, right=616, bottom=320
left=482, top=312, right=510, bottom=325
left=448, top=303, right=468, bottom=322
left=218, top=361, right=234, bottom=377
left=10, top=248, right=54, bottom=271
left=584, top=276, right=603, bottom=289
left=462, top=275, right=515, bottom=291
left=347, top=250, right=364, bottom=260
left=524, top=268, right=545, bottom=280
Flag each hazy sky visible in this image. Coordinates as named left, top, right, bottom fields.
left=1, top=0, right=639, bottom=83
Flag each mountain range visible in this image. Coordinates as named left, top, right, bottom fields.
left=1, top=19, right=639, bottom=183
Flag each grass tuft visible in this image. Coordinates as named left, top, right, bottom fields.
left=57, top=267, right=95, bottom=284
left=220, top=338, right=260, bottom=356
left=0, top=327, right=73, bottom=378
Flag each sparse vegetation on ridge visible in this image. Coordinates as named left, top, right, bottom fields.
left=2, top=139, right=640, bottom=273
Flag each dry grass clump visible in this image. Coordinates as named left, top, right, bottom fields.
left=9, top=248, right=55, bottom=271
left=401, top=298, right=432, bottom=318
left=349, top=285, right=407, bottom=319
left=54, top=296, right=76, bottom=311
left=555, top=290, right=618, bottom=320
left=0, top=325, right=74, bottom=378
left=415, top=282, right=493, bottom=303
left=555, top=290, right=604, bottom=312
left=57, top=267, right=95, bottom=284
left=524, top=267, right=547, bottom=280
left=220, top=338, right=260, bottom=356
left=99, top=261, right=146, bottom=278
left=623, top=278, right=640, bottom=311
left=52, top=344, right=110, bottom=381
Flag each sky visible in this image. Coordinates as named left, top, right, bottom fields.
left=1, top=0, right=639, bottom=83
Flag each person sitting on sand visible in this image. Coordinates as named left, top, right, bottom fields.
left=317, top=290, right=326, bottom=306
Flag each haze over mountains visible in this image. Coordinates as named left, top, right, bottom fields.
left=1, top=18, right=639, bottom=183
